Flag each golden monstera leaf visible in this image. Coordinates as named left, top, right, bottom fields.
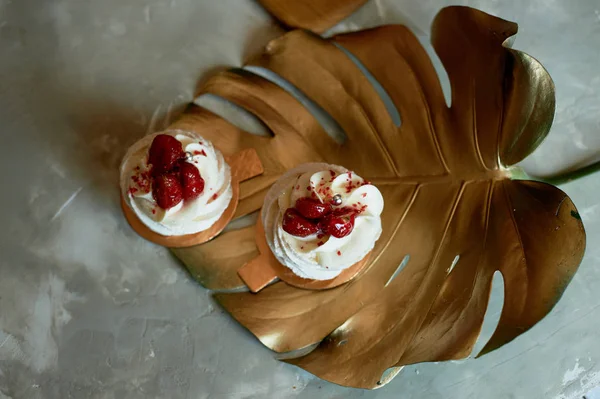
left=257, top=0, right=368, bottom=33
left=170, top=6, right=586, bottom=389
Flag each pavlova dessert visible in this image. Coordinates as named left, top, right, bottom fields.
left=120, top=130, right=232, bottom=237
left=262, top=163, right=384, bottom=281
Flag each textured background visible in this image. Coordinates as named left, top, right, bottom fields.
left=1, top=0, right=599, bottom=398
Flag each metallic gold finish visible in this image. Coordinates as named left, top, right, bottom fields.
left=173, top=225, right=256, bottom=290
left=121, top=148, right=263, bottom=248
left=171, top=6, right=585, bottom=389
left=237, top=214, right=371, bottom=293
left=258, top=0, right=369, bottom=33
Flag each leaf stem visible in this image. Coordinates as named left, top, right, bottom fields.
left=511, top=159, right=600, bottom=186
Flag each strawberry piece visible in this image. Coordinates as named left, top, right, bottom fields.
left=148, top=134, right=184, bottom=175
left=319, top=212, right=356, bottom=238
left=152, top=174, right=183, bottom=210
left=332, top=206, right=355, bottom=216
left=294, top=197, right=331, bottom=219
left=179, top=162, right=205, bottom=200
left=282, top=208, right=319, bottom=237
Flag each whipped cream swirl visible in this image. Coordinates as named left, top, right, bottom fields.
left=120, top=130, right=232, bottom=236
left=263, top=163, right=384, bottom=280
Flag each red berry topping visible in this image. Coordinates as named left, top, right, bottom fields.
left=152, top=174, right=183, bottom=210
left=332, top=206, right=356, bottom=216
left=294, top=197, right=331, bottom=219
left=319, top=213, right=356, bottom=238
left=179, top=162, right=205, bottom=200
left=148, top=134, right=184, bottom=175
left=282, top=208, right=319, bottom=237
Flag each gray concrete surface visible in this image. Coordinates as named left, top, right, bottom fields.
left=1, top=0, right=599, bottom=398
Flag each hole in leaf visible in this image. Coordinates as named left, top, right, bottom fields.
left=275, top=342, right=320, bottom=360
left=416, top=35, right=452, bottom=108
left=333, top=42, right=402, bottom=127
left=222, top=210, right=260, bottom=233
left=193, top=93, right=272, bottom=137
left=447, top=255, right=460, bottom=274
left=322, top=1, right=425, bottom=39
left=376, top=366, right=405, bottom=389
left=503, top=35, right=516, bottom=49
left=242, top=65, right=347, bottom=144
left=471, top=271, right=505, bottom=357
left=210, top=284, right=252, bottom=295
left=385, top=255, right=410, bottom=287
